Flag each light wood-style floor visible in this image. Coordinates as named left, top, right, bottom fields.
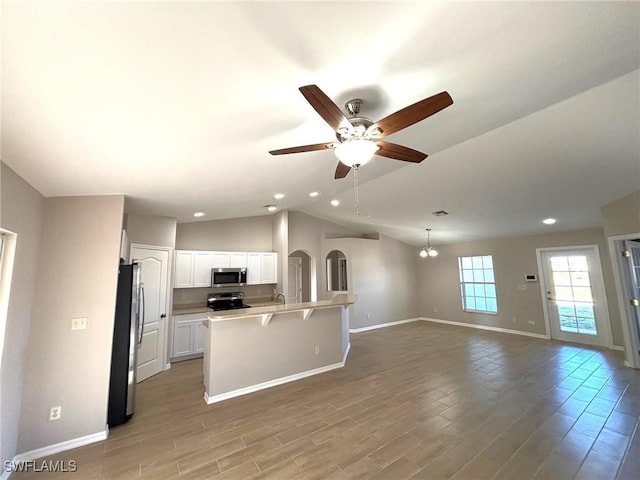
left=13, top=322, right=640, bottom=479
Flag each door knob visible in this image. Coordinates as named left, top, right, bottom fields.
left=160, top=313, right=166, bottom=319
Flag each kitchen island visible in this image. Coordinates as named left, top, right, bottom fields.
left=203, top=294, right=356, bottom=404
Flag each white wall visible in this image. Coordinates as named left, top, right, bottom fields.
left=17, top=195, right=124, bottom=453
left=0, top=164, right=44, bottom=468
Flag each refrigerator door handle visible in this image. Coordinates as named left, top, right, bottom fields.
left=138, top=283, right=145, bottom=344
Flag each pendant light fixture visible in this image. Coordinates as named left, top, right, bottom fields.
left=419, top=228, right=439, bottom=258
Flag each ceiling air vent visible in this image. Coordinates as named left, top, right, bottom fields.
left=432, top=210, right=449, bottom=216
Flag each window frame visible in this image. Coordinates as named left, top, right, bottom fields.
left=458, top=254, right=498, bottom=315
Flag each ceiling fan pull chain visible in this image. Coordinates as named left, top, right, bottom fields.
left=353, top=165, right=360, bottom=217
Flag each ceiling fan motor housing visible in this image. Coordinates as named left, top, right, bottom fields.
left=336, top=117, right=375, bottom=142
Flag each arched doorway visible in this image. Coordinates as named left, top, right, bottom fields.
left=326, top=250, right=348, bottom=292
left=288, top=250, right=316, bottom=303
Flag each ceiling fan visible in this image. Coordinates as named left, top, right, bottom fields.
left=269, top=85, right=453, bottom=179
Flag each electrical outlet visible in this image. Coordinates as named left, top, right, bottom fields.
left=512, top=317, right=517, bottom=323
left=71, top=317, right=87, bottom=330
left=314, top=346, right=320, bottom=355
left=367, top=313, right=371, bottom=320
left=528, top=320, right=535, bottom=325
left=49, top=406, right=61, bottom=421
left=433, top=307, right=438, bottom=313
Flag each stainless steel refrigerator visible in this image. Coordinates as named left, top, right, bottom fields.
left=108, top=262, right=144, bottom=427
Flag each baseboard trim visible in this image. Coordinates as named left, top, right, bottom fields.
left=204, top=360, right=345, bottom=405
left=421, top=317, right=551, bottom=340
left=7, top=430, right=108, bottom=472
left=611, top=345, right=624, bottom=351
left=342, top=342, right=351, bottom=364
left=349, top=318, right=422, bottom=333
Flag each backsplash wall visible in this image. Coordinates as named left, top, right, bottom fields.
left=174, top=285, right=278, bottom=306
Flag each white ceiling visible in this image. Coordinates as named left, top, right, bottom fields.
left=2, top=1, right=639, bottom=246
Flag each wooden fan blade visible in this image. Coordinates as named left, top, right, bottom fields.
left=299, top=85, right=351, bottom=131
left=269, top=142, right=333, bottom=155
left=373, top=91, right=453, bottom=138
left=375, top=141, right=427, bottom=163
left=334, top=161, right=351, bottom=179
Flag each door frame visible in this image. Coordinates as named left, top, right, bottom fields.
left=536, top=244, right=613, bottom=348
left=130, top=243, right=173, bottom=372
left=608, top=233, right=640, bottom=368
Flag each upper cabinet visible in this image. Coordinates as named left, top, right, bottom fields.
left=260, top=252, right=277, bottom=284
left=174, top=250, right=275, bottom=288
left=229, top=252, right=247, bottom=268
left=246, top=252, right=277, bottom=285
left=193, top=252, right=213, bottom=287
left=175, top=251, right=196, bottom=288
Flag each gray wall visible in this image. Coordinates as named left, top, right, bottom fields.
left=125, top=213, right=177, bottom=248
left=417, top=228, right=624, bottom=345
left=288, top=211, right=360, bottom=302
left=176, top=215, right=273, bottom=251
left=0, top=164, right=44, bottom=467
left=272, top=210, right=288, bottom=298
left=18, top=195, right=124, bottom=453
left=325, top=235, right=420, bottom=330
left=601, top=189, right=640, bottom=238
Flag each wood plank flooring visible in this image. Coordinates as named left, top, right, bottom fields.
left=11, top=322, right=640, bottom=479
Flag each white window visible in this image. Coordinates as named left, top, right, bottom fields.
left=458, top=255, right=498, bottom=314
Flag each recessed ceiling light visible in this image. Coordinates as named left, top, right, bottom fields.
left=309, top=191, right=320, bottom=198
left=274, top=193, right=285, bottom=200
left=542, top=218, right=557, bottom=225
left=265, top=205, right=277, bottom=212
left=193, top=212, right=206, bottom=218
left=330, top=199, right=340, bottom=207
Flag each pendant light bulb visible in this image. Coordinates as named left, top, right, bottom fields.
left=419, top=228, right=438, bottom=258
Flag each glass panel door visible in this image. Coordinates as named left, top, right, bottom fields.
left=541, top=247, right=611, bottom=347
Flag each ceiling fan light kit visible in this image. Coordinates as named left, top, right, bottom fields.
left=334, top=139, right=378, bottom=167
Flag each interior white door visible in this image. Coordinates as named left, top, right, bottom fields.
left=540, top=246, right=611, bottom=347
left=131, top=245, right=170, bottom=382
left=287, top=257, right=302, bottom=303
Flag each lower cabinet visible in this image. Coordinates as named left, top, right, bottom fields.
left=171, top=313, right=207, bottom=361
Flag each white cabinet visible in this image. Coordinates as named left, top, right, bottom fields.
left=174, top=251, right=213, bottom=288
left=171, top=314, right=207, bottom=361
left=229, top=252, right=247, bottom=268
left=175, top=250, right=275, bottom=287
left=174, top=251, right=196, bottom=288
left=246, top=252, right=261, bottom=284
left=261, top=252, right=277, bottom=284
left=247, top=252, right=278, bottom=285
left=193, top=252, right=213, bottom=287
left=211, top=252, right=230, bottom=268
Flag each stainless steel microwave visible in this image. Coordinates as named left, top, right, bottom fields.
left=211, top=268, right=247, bottom=287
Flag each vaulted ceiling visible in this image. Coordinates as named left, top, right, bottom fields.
left=2, top=2, right=639, bottom=246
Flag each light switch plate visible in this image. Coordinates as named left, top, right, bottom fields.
left=71, top=317, right=87, bottom=330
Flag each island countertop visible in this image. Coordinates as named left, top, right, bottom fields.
left=207, top=294, right=356, bottom=322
